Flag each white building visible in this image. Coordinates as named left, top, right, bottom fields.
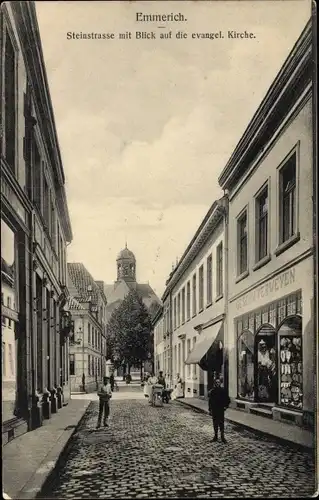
left=153, top=306, right=164, bottom=374
left=159, top=197, right=228, bottom=398
left=68, top=264, right=108, bottom=393
left=218, top=20, right=314, bottom=429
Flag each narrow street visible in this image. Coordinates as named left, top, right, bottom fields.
left=42, top=387, right=315, bottom=499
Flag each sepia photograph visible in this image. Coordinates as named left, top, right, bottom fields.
left=1, top=0, right=317, bottom=498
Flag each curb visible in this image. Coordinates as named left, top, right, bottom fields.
left=175, top=399, right=314, bottom=452
left=16, top=402, right=91, bottom=500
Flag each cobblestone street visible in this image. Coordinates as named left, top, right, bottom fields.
left=42, top=395, right=315, bottom=498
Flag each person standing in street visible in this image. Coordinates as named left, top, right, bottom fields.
left=208, top=378, right=230, bottom=443
left=109, top=372, right=115, bottom=392
left=96, top=376, right=112, bottom=429
left=157, top=371, right=166, bottom=388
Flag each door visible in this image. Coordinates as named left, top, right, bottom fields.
left=255, top=325, right=277, bottom=403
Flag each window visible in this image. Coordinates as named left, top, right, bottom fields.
left=192, top=337, right=197, bottom=377
left=238, top=212, right=248, bottom=275
left=187, top=339, right=191, bottom=377
left=280, top=153, right=297, bottom=244
left=32, top=137, right=42, bottom=212
left=237, top=331, right=254, bottom=400
left=8, top=344, right=14, bottom=375
left=199, top=265, right=204, bottom=311
left=2, top=342, right=6, bottom=376
left=256, top=187, right=269, bottom=261
left=216, top=242, right=223, bottom=297
left=7, top=296, right=11, bottom=308
left=88, top=354, right=91, bottom=375
left=278, top=316, right=302, bottom=409
left=192, top=274, right=197, bottom=316
left=177, top=293, right=181, bottom=327
left=43, top=177, right=50, bottom=230
left=51, top=202, right=56, bottom=246
left=173, top=298, right=177, bottom=330
left=181, top=288, right=185, bottom=323
left=88, top=323, right=91, bottom=344
left=186, top=281, right=191, bottom=320
left=4, top=28, right=16, bottom=171
left=207, top=255, right=212, bottom=305
left=174, top=345, right=177, bottom=375
left=70, top=354, right=75, bottom=375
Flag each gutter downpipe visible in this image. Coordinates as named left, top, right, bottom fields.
left=223, top=195, right=230, bottom=395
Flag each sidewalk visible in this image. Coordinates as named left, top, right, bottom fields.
left=176, top=397, right=314, bottom=450
left=2, top=399, right=90, bottom=500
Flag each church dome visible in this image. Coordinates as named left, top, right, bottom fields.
left=116, top=246, right=136, bottom=262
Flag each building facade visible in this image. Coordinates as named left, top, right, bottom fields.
left=158, top=197, right=228, bottom=398
left=68, top=264, right=108, bottom=393
left=1, top=1, right=73, bottom=442
left=153, top=306, right=164, bottom=374
left=218, top=20, right=314, bottom=428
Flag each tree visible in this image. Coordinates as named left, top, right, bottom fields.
left=107, top=290, right=153, bottom=376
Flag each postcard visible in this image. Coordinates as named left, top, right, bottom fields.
left=1, top=1, right=316, bottom=498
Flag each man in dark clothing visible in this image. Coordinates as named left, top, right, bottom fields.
left=157, top=371, right=166, bottom=388
left=109, top=373, right=115, bottom=392
left=208, top=378, right=230, bottom=443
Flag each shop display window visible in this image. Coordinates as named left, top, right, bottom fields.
left=278, top=316, right=302, bottom=409
left=1, top=219, right=18, bottom=423
left=238, top=330, right=254, bottom=400
left=256, top=325, right=276, bottom=403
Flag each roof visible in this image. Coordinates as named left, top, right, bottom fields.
left=103, top=281, right=161, bottom=316
left=136, top=283, right=161, bottom=305
left=95, top=280, right=108, bottom=304
left=218, top=19, right=312, bottom=191
left=8, top=2, right=73, bottom=242
left=162, top=196, right=227, bottom=299
left=67, top=263, right=102, bottom=305
left=67, top=296, right=85, bottom=311
left=116, top=246, right=136, bottom=261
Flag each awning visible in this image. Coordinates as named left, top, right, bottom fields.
left=185, top=320, right=223, bottom=365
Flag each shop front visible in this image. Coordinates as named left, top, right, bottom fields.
left=1, top=201, right=31, bottom=440
left=233, top=259, right=314, bottom=427
left=237, top=290, right=302, bottom=408
left=185, top=315, right=225, bottom=396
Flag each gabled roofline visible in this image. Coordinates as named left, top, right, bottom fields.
left=10, top=2, right=73, bottom=242
left=151, top=304, right=163, bottom=327
left=162, top=195, right=227, bottom=300
left=218, top=19, right=313, bottom=191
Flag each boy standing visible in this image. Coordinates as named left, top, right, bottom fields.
left=97, top=376, right=112, bottom=429
left=208, top=378, right=230, bottom=443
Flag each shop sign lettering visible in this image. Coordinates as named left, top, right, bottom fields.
left=1, top=305, right=19, bottom=322
left=236, top=268, right=296, bottom=311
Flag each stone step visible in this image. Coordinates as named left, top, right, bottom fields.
left=250, top=407, right=273, bottom=419
left=256, top=403, right=275, bottom=411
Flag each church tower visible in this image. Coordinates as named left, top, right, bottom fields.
left=116, top=244, right=136, bottom=283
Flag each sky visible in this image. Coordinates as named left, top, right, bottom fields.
left=35, top=0, right=311, bottom=298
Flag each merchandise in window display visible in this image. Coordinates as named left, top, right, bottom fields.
left=257, top=338, right=276, bottom=402
left=238, top=332, right=254, bottom=400
left=280, top=336, right=302, bottom=409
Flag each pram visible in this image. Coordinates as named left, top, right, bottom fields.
left=151, top=384, right=164, bottom=407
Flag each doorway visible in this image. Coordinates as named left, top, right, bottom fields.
left=255, top=325, right=277, bottom=403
